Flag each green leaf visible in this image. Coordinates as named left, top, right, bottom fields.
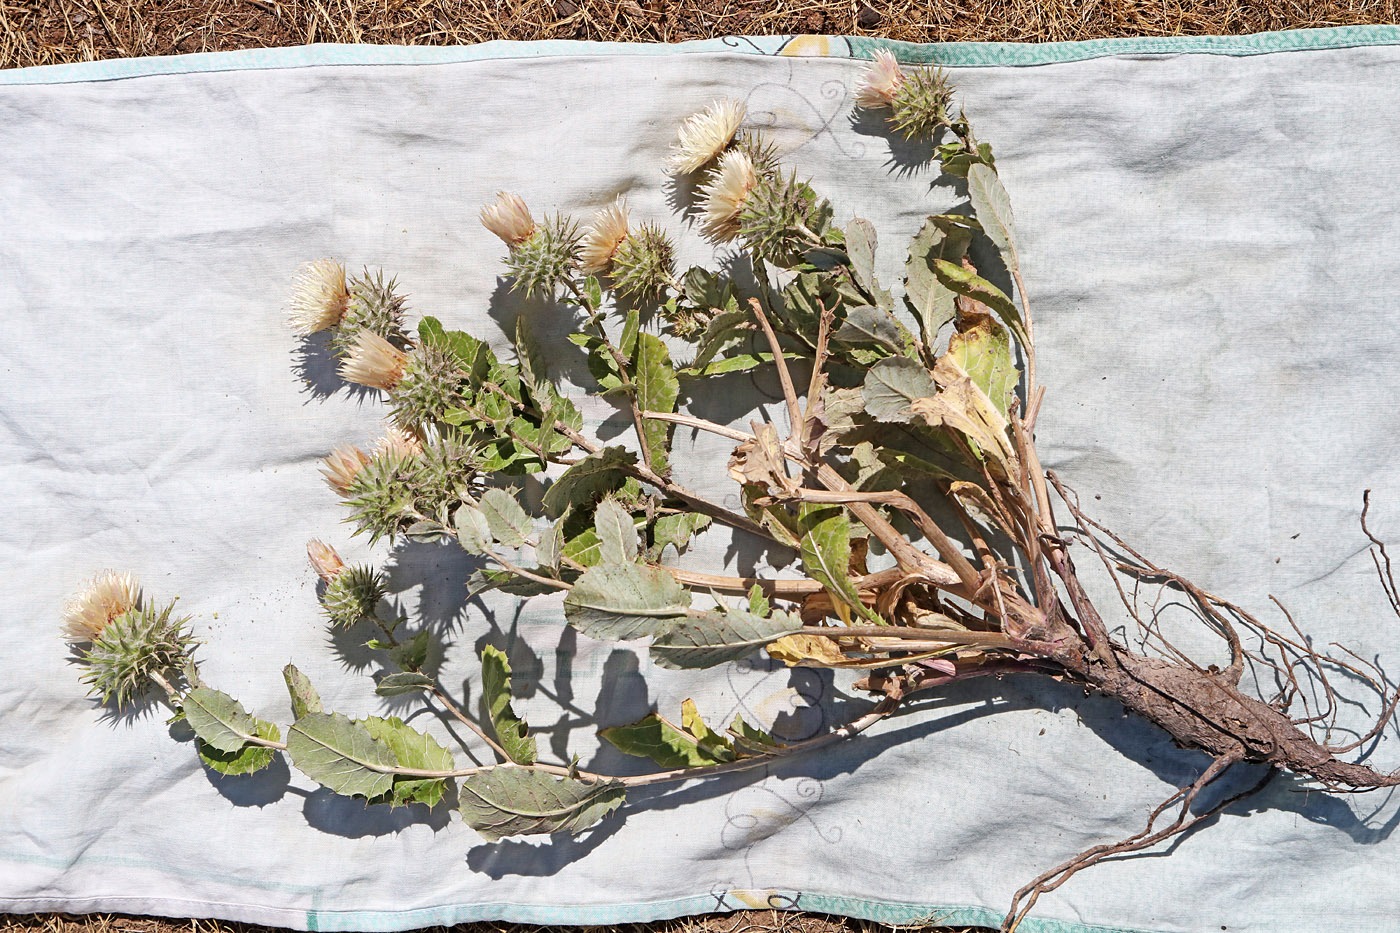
left=389, top=630, right=431, bottom=672
left=600, top=707, right=734, bottom=768
left=594, top=497, right=638, bottom=565
left=904, top=216, right=971, bottom=349
left=633, top=333, right=679, bottom=474
left=419, top=316, right=493, bottom=383
left=682, top=352, right=772, bottom=377
left=286, top=711, right=397, bottom=799
left=479, top=488, right=532, bottom=548
left=649, top=608, right=804, bottom=669
left=375, top=671, right=435, bottom=697
left=535, top=521, right=564, bottom=574
left=798, top=505, right=870, bottom=618
left=361, top=715, right=455, bottom=808
left=619, top=308, right=641, bottom=360
left=845, top=218, right=878, bottom=294
left=681, top=699, right=736, bottom=762
left=833, top=305, right=904, bottom=353
left=197, top=718, right=281, bottom=776
left=932, top=259, right=1028, bottom=345
left=967, top=163, right=1019, bottom=275
left=728, top=713, right=786, bottom=756
left=283, top=664, right=323, bottom=719
left=948, top=319, right=1019, bottom=416
left=563, top=562, right=691, bottom=640
left=862, top=356, right=936, bottom=423
left=542, top=446, right=637, bottom=519
left=562, top=526, right=603, bottom=568
left=584, top=275, right=603, bottom=309
left=649, top=511, right=712, bottom=559
left=747, top=583, right=770, bottom=617
left=183, top=687, right=267, bottom=755
left=455, top=503, right=494, bottom=555
left=458, top=768, right=625, bottom=841
left=686, top=308, right=751, bottom=373
left=480, top=645, right=537, bottom=765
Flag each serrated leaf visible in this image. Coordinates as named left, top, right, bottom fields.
left=650, top=511, right=712, bottom=559
left=687, top=308, right=751, bottom=373
left=619, top=308, right=641, bottom=360
left=680, top=699, right=735, bottom=762
left=283, top=664, right=323, bottom=719
left=967, top=163, right=1019, bottom=274
left=389, top=630, right=431, bottom=672
left=455, top=503, right=494, bottom=555
left=584, top=275, right=603, bottom=309
left=197, top=718, right=280, bottom=776
left=862, top=356, right=937, bottom=423
left=361, top=715, right=454, bottom=808
left=649, top=608, right=805, bottom=669
left=563, top=526, right=603, bottom=567
left=594, top=497, right=638, bottom=565
left=542, top=446, right=636, bottom=519
left=682, top=352, right=772, bottom=377
left=459, top=768, right=625, bottom=841
left=747, top=583, right=770, bottom=617
left=182, top=687, right=265, bottom=754
left=535, top=522, right=564, bottom=574
left=833, top=305, right=904, bottom=352
left=845, top=218, right=878, bottom=295
left=932, top=260, right=1027, bottom=345
left=798, top=505, right=870, bottom=618
left=375, top=671, right=435, bottom=697
left=481, top=644, right=537, bottom=765
left=514, top=315, right=550, bottom=400
left=634, top=333, right=679, bottom=474
left=563, top=562, right=690, bottom=640
left=904, top=216, right=974, bottom=350
left=728, top=714, right=786, bottom=756
left=286, top=711, right=397, bottom=799
left=601, top=709, right=733, bottom=768
left=948, top=318, right=1018, bottom=416
left=479, top=488, right=532, bottom=548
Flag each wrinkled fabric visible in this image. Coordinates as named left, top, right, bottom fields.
left=3, top=35, right=1400, bottom=933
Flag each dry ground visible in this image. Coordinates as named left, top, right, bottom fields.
left=4, top=1, right=1397, bottom=932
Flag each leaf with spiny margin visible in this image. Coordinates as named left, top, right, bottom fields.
left=649, top=608, right=805, bottom=669
left=479, top=488, right=532, bottom=548
left=542, top=446, right=636, bottom=519
left=286, top=711, right=396, bottom=800
left=728, top=714, right=787, bottom=756
left=633, top=333, right=679, bottom=474
left=361, top=715, right=454, bottom=808
left=932, top=260, right=1028, bottom=346
left=683, top=352, right=773, bottom=377
left=535, top=522, right=564, bottom=574
left=798, top=505, right=871, bottom=619
left=948, top=318, right=1018, bottom=416
left=747, top=583, right=770, bottom=617
left=563, top=526, right=603, bottom=568
left=481, top=645, right=537, bottom=765
left=967, top=163, right=1019, bottom=275
left=594, top=497, right=638, bottom=565
left=904, top=217, right=970, bottom=350
left=600, top=708, right=734, bottom=768
left=458, top=768, right=626, bottom=841
left=283, top=664, right=323, bottom=719
left=197, top=718, right=281, bottom=776
left=619, top=308, right=641, bottom=360
left=686, top=309, right=751, bottom=374
left=681, top=700, right=735, bottom=762
left=649, top=511, right=712, bottom=560
left=455, top=503, right=494, bottom=555
left=419, top=316, right=493, bottom=384
left=183, top=687, right=268, bottom=755
left=375, top=671, right=435, bottom=697
left=563, top=563, right=691, bottom=640
left=514, top=316, right=550, bottom=402
left=833, top=305, right=904, bottom=353
left=862, top=356, right=937, bottom=423
left=845, top=218, right=879, bottom=297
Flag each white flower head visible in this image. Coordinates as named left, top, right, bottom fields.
left=339, top=330, right=409, bottom=390
left=699, top=149, right=757, bottom=242
left=578, top=200, right=632, bottom=275
left=288, top=259, right=350, bottom=335
left=306, top=539, right=346, bottom=583
left=374, top=424, right=423, bottom=460
left=62, top=571, right=141, bottom=643
left=668, top=98, right=746, bottom=175
left=481, top=192, right=537, bottom=248
left=320, top=444, right=371, bottom=495
left=855, top=50, right=904, bottom=109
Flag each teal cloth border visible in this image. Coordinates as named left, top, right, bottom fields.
left=2, top=24, right=1399, bottom=85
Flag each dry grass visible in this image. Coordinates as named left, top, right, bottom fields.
left=2, top=0, right=1400, bottom=69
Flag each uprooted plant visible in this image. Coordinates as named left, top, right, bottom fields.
left=61, top=50, right=1400, bottom=932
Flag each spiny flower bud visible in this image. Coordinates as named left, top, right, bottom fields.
left=320, top=444, right=371, bottom=496
left=287, top=260, right=350, bottom=336
left=855, top=50, right=904, bottom=110
left=340, top=329, right=409, bottom=390
left=889, top=65, right=954, bottom=139
left=331, top=271, right=411, bottom=359
left=579, top=200, right=631, bottom=275
left=389, top=343, right=465, bottom=429
left=320, top=565, right=387, bottom=629
left=505, top=214, right=581, bottom=299
left=481, top=192, right=537, bottom=248
left=738, top=169, right=828, bottom=262
left=698, top=149, right=757, bottom=243
left=610, top=223, right=677, bottom=300
left=62, top=571, right=141, bottom=643
left=306, top=539, right=346, bottom=583
left=668, top=98, right=746, bottom=175
left=374, top=425, right=423, bottom=461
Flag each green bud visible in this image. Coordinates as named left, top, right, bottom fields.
left=390, top=344, right=465, bottom=429
left=331, top=270, right=412, bottom=359
left=610, top=224, right=676, bottom=301
left=505, top=214, right=580, bottom=299
left=889, top=66, right=953, bottom=140
left=321, top=565, right=387, bottom=628
left=78, top=601, right=196, bottom=708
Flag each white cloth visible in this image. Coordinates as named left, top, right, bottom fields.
left=4, top=32, right=1400, bottom=933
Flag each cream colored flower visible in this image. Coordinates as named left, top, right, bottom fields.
left=699, top=149, right=757, bottom=242
left=578, top=200, right=631, bottom=275
left=287, top=259, right=350, bottom=335
left=667, top=98, right=746, bottom=175
left=306, top=539, right=346, bottom=583
left=62, top=571, right=141, bottom=643
left=340, top=330, right=408, bottom=390
left=320, top=444, right=371, bottom=495
left=855, top=50, right=904, bottom=109
left=480, top=192, right=537, bottom=248
left=374, top=425, right=423, bottom=460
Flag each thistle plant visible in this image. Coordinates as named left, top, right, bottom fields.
left=63, top=55, right=1400, bottom=932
